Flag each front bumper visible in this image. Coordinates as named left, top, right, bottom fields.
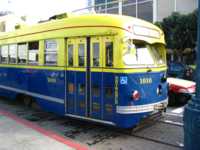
left=116, top=98, right=168, bottom=114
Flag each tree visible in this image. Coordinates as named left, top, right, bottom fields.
left=155, top=10, right=197, bottom=62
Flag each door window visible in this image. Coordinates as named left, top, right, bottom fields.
left=68, top=44, right=74, bottom=66
left=78, top=44, right=85, bottom=67
left=105, top=42, right=113, bottom=67
left=92, top=43, right=100, bottom=67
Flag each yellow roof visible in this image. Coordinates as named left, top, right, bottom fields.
left=0, top=14, right=165, bottom=44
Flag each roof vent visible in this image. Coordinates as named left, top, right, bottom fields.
left=49, top=13, right=70, bottom=20
left=15, top=23, right=27, bottom=30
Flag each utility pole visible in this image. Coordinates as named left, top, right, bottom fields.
left=184, top=1, right=200, bottom=149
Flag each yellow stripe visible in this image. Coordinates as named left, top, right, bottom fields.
left=0, top=64, right=65, bottom=71
left=0, top=64, right=166, bottom=73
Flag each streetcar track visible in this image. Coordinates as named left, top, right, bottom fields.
left=131, top=133, right=183, bottom=149
left=159, top=119, right=183, bottom=127
left=165, top=112, right=183, bottom=118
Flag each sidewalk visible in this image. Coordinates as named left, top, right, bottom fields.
left=0, top=110, right=88, bottom=150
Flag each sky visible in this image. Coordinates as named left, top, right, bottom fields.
left=0, top=0, right=88, bottom=23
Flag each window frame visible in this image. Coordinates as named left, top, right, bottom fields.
left=8, top=44, right=18, bottom=64
left=105, top=41, right=114, bottom=67
left=18, top=43, right=28, bottom=65
left=78, top=43, right=85, bottom=67
left=0, top=45, right=9, bottom=64
left=44, top=39, right=58, bottom=66
left=92, top=42, right=100, bottom=67
left=67, top=44, right=74, bottom=67
left=28, top=41, right=39, bottom=65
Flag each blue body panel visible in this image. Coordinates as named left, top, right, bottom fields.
left=0, top=67, right=168, bottom=128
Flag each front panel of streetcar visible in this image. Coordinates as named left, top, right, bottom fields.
left=114, top=39, right=168, bottom=128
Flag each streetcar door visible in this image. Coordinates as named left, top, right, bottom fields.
left=90, top=36, right=116, bottom=122
left=66, top=37, right=87, bottom=117
left=66, top=38, right=76, bottom=114
left=76, top=38, right=87, bottom=117
left=102, top=36, right=116, bottom=122
left=90, top=37, right=103, bottom=119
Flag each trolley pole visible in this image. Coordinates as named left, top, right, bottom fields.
left=184, top=1, right=200, bottom=150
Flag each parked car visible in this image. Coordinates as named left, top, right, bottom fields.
left=167, top=62, right=195, bottom=80
left=167, top=77, right=195, bottom=106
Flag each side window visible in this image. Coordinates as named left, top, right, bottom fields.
left=28, top=41, right=39, bottom=64
left=105, top=42, right=113, bottom=67
left=1, top=45, right=8, bottom=63
left=45, top=39, right=57, bottom=65
left=9, top=44, right=17, bottom=64
left=68, top=44, right=74, bottom=66
left=18, top=43, right=27, bottom=64
left=78, top=44, right=85, bottom=67
left=92, top=43, right=100, bottom=67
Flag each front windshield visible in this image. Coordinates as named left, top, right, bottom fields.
left=123, top=40, right=166, bottom=67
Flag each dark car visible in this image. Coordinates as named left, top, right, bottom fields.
left=167, top=62, right=194, bottom=80
left=167, top=62, right=186, bottom=78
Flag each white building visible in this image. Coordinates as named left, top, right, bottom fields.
left=87, top=0, right=198, bottom=22
left=0, top=14, right=25, bottom=32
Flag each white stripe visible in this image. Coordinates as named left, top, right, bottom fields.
left=0, top=85, right=64, bottom=104
left=116, top=99, right=168, bottom=114
left=65, top=114, right=116, bottom=126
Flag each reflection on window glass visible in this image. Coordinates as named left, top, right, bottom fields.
left=135, top=44, right=154, bottom=65
left=93, top=43, right=100, bottom=67
left=9, top=44, right=17, bottom=64
left=45, top=40, right=57, bottom=65
left=105, top=42, right=113, bottom=67
left=1, top=45, right=8, bottom=63
left=79, top=84, right=85, bottom=95
left=151, top=44, right=166, bottom=65
left=105, top=87, right=113, bottom=98
left=92, top=85, right=100, bottom=97
left=123, top=42, right=155, bottom=66
left=68, top=83, right=74, bottom=94
left=68, top=44, right=73, bottom=66
left=78, top=44, right=85, bottom=67
left=28, top=41, right=39, bottom=64
left=18, top=43, right=27, bottom=64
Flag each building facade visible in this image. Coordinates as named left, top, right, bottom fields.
left=0, top=14, right=25, bottom=32
left=88, top=0, right=198, bottom=22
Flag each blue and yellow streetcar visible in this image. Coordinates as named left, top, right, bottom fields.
left=0, top=14, right=168, bottom=128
